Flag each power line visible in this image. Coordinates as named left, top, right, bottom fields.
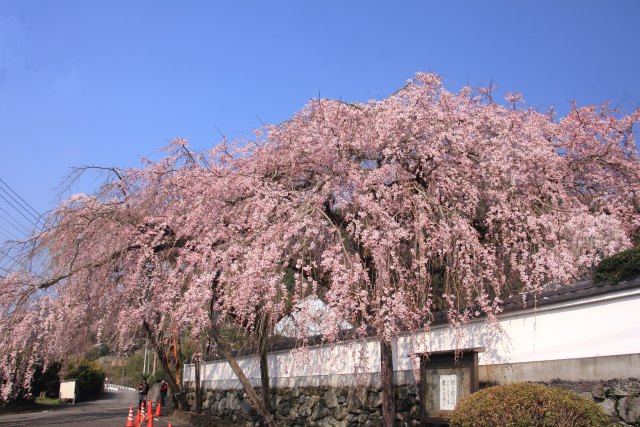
left=0, top=222, right=19, bottom=241
left=0, top=228, right=15, bottom=243
left=0, top=178, right=43, bottom=236
left=0, top=178, right=42, bottom=223
left=0, top=248, right=41, bottom=277
left=0, top=184, right=40, bottom=224
left=0, top=191, right=40, bottom=230
left=0, top=179, right=45, bottom=276
left=0, top=249, right=25, bottom=270
left=0, top=264, right=13, bottom=279
left=0, top=206, right=30, bottom=236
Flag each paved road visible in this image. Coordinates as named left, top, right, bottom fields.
left=0, top=391, right=189, bottom=427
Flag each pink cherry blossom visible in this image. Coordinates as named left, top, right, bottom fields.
left=1, top=74, right=638, bottom=426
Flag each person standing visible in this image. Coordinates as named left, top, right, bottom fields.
left=138, top=378, right=150, bottom=410
left=159, top=379, right=168, bottom=408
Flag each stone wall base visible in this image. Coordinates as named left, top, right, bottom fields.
left=186, top=385, right=421, bottom=427
left=536, top=378, right=639, bottom=426
left=185, top=378, right=639, bottom=426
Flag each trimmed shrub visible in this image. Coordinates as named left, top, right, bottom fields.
left=449, top=382, right=609, bottom=427
left=65, top=359, right=105, bottom=402
left=593, top=246, right=640, bottom=283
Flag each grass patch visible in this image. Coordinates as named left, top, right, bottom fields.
left=35, top=396, right=61, bottom=406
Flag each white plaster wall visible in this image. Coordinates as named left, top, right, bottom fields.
left=395, top=287, right=640, bottom=370
left=185, top=340, right=380, bottom=383
left=185, top=287, right=640, bottom=386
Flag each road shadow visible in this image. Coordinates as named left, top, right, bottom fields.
left=0, top=390, right=139, bottom=426
left=0, top=407, right=127, bottom=426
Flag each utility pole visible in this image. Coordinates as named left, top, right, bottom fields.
left=143, top=339, right=148, bottom=376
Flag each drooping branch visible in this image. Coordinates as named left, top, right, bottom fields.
left=142, top=320, right=187, bottom=410
left=34, top=244, right=141, bottom=291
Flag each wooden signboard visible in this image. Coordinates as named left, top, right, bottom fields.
left=419, top=349, right=480, bottom=426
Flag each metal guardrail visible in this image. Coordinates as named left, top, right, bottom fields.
left=104, top=382, right=136, bottom=391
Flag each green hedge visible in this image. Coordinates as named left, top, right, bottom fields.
left=65, top=359, right=105, bottom=402
left=31, top=362, right=61, bottom=399
left=593, top=246, right=640, bottom=283
left=449, top=383, right=609, bottom=427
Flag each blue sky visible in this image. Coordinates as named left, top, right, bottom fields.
left=0, top=0, right=639, bottom=240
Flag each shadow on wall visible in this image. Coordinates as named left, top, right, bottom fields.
left=188, top=321, right=515, bottom=391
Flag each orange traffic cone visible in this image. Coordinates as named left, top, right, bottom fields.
left=147, top=397, right=154, bottom=427
left=125, top=405, right=135, bottom=427
left=154, top=400, right=161, bottom=416
left=135, top=408, right=141, bottom=427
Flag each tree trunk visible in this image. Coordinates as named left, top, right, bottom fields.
left=194, top=357, right=202, bottom=414
left=176, top=335, right=183, bottom=389
left=380, top=338, right=396, bottom=427
left=209, top=322, right=278, bottom=427
left=142, top=321, right=188, bottom=410
left=258, top=316, right=272, bottom=414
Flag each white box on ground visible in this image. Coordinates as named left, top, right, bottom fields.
left=59, top=380, right=76, bottom=404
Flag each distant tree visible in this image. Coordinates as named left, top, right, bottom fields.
left=84, top=343, right=110, bottom=361
left=593, top=245, right=640, bottom=283
left=124, top=352, right=145, bottom=386
left=64, top=359, right=105, bottom=401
